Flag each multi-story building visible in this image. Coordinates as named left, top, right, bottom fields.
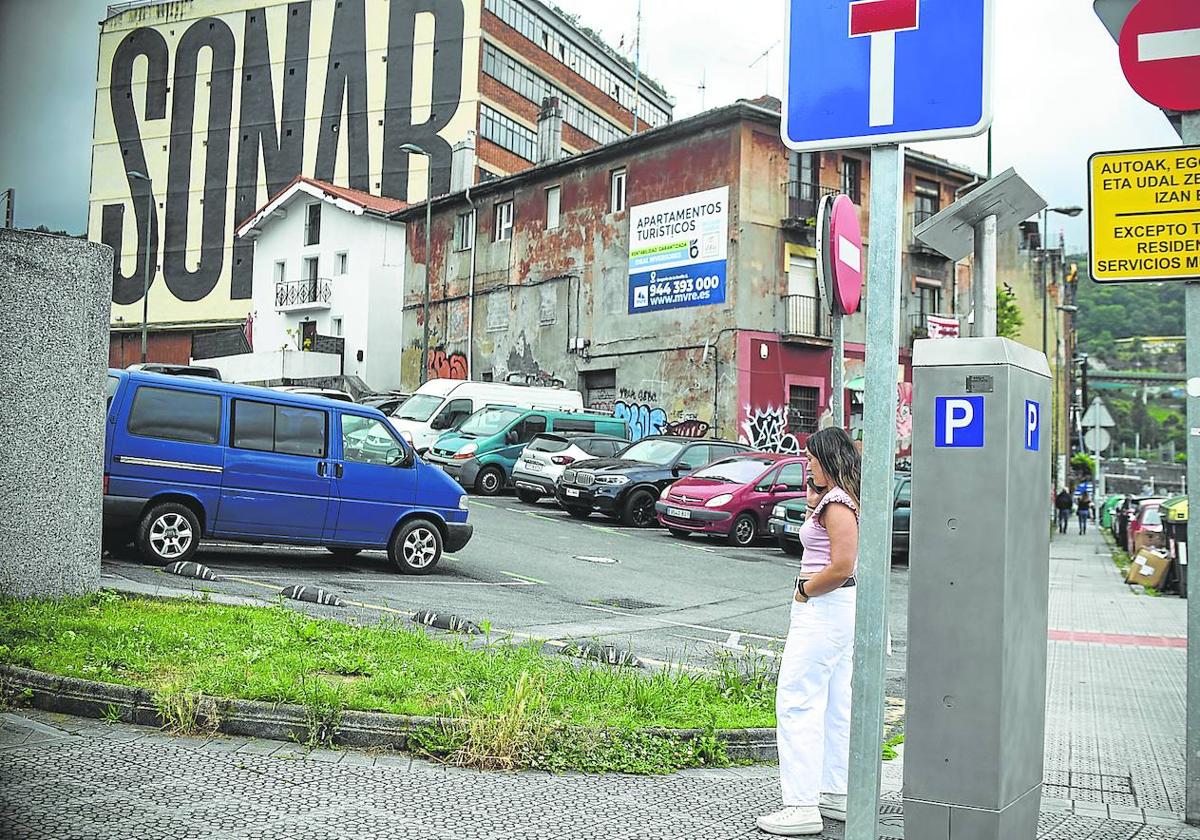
left=389, top=98, right=981, bottom=455
left=92, top=0, right=671, bottom=368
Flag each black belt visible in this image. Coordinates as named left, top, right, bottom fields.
left=796, top=575, right=857, bottom=589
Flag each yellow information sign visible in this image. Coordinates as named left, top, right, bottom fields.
left=1089, top=146, right=1200, bottom=283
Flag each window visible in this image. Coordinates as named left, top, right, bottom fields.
left=480, top=104, right=538, bottom=162
left=304, top=202, right=321, bottom=246
left=303, top=256, right=318, bottom=280
left=335, top=251, right=348, bottom=275
left=579, top=437, right=616, bottom=456
left=515, top=414, right=548, bottom=443
left=917, top=284, right=942, bottom=316
left=454, top=211, right=476, bottom=251
left=914, top=178, right=940, bottom=222
left=545, top=185, right=561, bottom=230
left=554, top=418, right=596, bottom=433
left=106, top=375, right=120, bottom=411
left=494, top=200, right=514, bottom=242
left=127, top=386, right=221, bottom=444
left=709, top=444, right=743, bottom=462
left=676, top=445, right=711, bottom=471
left=776, top=463, right=807, bottom=491
left=610, top=168, right=627, bottom=213
left=331, top=317, right=343, bottom=337
left=273, top=260, right=286, bottom=283
left=788, top=386, right=820, bottom=435
left=432, top=399, right=473, bottom=431
left=232, top=400, right=327, bottom=458
left=840, top=157, right=862, bottom=204
left=789, top=152, right=817, bottom=186
left=342, top=415, right=404, bottom=466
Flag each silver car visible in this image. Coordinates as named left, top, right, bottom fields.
left=512, top=433, right=629, bottom=504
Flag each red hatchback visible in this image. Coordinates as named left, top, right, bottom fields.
left=655, top=454, right=808, bottom=546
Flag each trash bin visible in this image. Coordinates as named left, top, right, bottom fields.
left=1101, top=496, right=1121, bottom=531
left=1162, top=496, right=1188, bottom=598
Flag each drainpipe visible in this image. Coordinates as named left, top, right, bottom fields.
left=465, top=183, right=478, bottom=379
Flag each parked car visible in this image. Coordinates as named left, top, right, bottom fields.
left=426, top=406, right=626, bottom=496
left=1127, top=498, right=1165, bottom=555
left=102, top=369, right=471, bottom=574
left=126, top=362, right=222, bottom=380
left=1113, top=495, right=1150, bottom=546
left=391, top=379, right=584, bottom=453
left=768, top=471, right=911, bottom=559
left=361, top=392, right=411, bottom=416
left=512, top=432, right=631, bottom=504
left=554, top=436, right=752, bottom=527
left=655, top=454, right=807, bottom=546
left=273, top=386, right=355, bottom=402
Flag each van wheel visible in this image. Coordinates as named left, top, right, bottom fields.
left=389, top=519, right=442, bottom=575
left=621, top=489, right=658, bottom=528
left=516, top=488, right=542, bottom=504
left=727, top=513, right=758, bottom=546
left=564, top=506, right=591, bottom=520
left=136, top=502, right=201, bottom=565
left=475, top=466, right=505, bottom=496
left=327, top=547, right=362, bottom=560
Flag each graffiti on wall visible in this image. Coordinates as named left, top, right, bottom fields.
left=741, top=406, right=802, bottom=455
left=665, top=418, right=711, bottom=438
left=614, top=401, right=667, bottom=441
left=428, top=348, right=468, bottom=381
left=896, top=382, right=914, bottom=456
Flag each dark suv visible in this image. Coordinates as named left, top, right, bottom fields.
left=555, top=436, right=751, bottom=527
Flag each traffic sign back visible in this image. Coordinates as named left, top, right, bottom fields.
left=782, top=0, right=994, bottom=151
left=1118, top=0, right=1200, bottom=112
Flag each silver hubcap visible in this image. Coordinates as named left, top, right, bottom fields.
left=150, top=513, right=193, bottom=559
left=402, top=528, right=438, bottom=568
left=736, top=519, right=754, bottom=543
left=482, top=473, right=499, bottom=491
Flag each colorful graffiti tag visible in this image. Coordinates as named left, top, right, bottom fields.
left=896, top=382, right=914, bottom=456
left=741, top=406, right=802, bottom=455
left=427, top=349, right=468, bottom=381
left=614, top=401, right=667, bottom=441
left=664, top=418, right=711, bottom=438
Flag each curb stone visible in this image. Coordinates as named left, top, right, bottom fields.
left=0, top=664, right=779, bottom=763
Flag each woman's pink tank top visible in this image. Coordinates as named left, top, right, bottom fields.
left=798, top=487, right=859, bottom=575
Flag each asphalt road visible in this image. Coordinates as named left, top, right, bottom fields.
left=103, top=494, right=909, bottom=696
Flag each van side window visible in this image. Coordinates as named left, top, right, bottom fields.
left=106, top=375, right=120, bottom=411
left=434, top=398, right=473, bottom=430
left=232, top=400, right=327, bottom=458
left=516, top=414, right=548, bottom=443
left=127, top=386, right=221, bottom=444
left=555, top=418, right=596, bottom=433
left=342, top=415, right=403, bottom=466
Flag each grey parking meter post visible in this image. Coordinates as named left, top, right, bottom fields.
left=904, top=337, right=1051, bottom=840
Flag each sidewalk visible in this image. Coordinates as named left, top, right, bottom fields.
left=1, top=526, right=1198, bottom=838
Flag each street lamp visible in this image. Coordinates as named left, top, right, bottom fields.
left=1041, top=205, right=1083, bottom=354
left=400, top=143, right=433, bottom=385
left=128, top=170, right=154, bottom=363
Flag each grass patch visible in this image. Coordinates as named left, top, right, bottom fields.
left=0, top=592, right=777, bottom=773
left=881, top=732, right=905, bottom=761
left=1103, top=531, right=1133, bottom=577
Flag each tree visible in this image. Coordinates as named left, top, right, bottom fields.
left=1071, top=452, right=1095, bottom=479
left=997, top=284, right=1024, bottom=339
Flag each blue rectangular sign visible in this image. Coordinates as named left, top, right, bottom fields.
left=782, top=0, right=993, bottom=151
left=935, top=396, right=984, bottom=448
left=1025, top=400, right=1040, bottom=452
left=629, top=260, right=727, bottom=314
left=627, top=186, right=729, bottom=315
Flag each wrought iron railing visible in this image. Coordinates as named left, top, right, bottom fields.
left=275, top=277, right=332, bottom=309
left=783, top=181, right=839, bottom=222
left=784, top=294, right=832, bottom=339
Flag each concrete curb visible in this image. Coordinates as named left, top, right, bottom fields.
left=0, top=664, right=778, bottom=763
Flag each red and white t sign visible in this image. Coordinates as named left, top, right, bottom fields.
left=1119, top=0, right=1200, bottom=112
left=849, top=0, right=920, bottom=127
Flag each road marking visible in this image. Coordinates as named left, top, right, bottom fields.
left=690, top=545, right=717, bottom=553
left=671, top=633, right=781, bottom=658
left=785, top=562, right=805, bottom=569
left=1139, top=27, right=1200, bottom=62
left=522, top=511, right=559, bottom=523
left=219, top=575, right=289, bottom=593
left=340, top=599, right=414, bottom=617
left=578, top=603, right=786, bottom=644
left=501, top=571, right=547, bottom=585
left=472, top=500, right=497, bottom=509
left=336, top=578, right=536, bottom=587
left=581, top=523, right=630, bottom=538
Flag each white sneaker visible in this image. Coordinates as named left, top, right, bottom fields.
left=819, top=792, right=847, bottom=822
left=755, top=806, right=824, bottom=836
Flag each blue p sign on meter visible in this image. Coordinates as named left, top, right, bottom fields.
left=1025, top=400, right=1041, bottom=452
left=935, top=396, right=984, bottom=448
left=782, top=0, right=994, bottom=151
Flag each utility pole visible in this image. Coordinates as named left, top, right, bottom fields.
left=631, top=0, right=642, bottom=135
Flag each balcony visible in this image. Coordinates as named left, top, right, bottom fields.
left=784, top=294, right=832, bottom=341
left=783, top=181, right=839, bottom=223
left=909, top=210, right=940, bottom=252
left=275, top=277, right=332, bottom=312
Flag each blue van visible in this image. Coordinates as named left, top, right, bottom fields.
left=103, top=369, right=471, bottom=574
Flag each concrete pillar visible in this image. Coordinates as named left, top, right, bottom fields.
left=0, top=229, right=113, bottom=597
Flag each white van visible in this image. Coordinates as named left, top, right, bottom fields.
left=390, top=379, right=585, bottom=452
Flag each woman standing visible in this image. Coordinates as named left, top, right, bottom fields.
left=758, top=428, right=861, bottom=837
left=1077, top=492, right=1093, bottom=535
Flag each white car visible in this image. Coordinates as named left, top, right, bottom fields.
left=512, top=433, right=629, bottom=504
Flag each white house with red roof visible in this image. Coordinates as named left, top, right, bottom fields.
left=234, top=177, right=408, bottom=391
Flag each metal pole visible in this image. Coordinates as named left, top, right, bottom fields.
left=831, top=309, right=844, bottom=427
left=845, top=143, right=902, bottom=840
left=1042, top=209, right=1048, bottom=354
left=1182, top=108, right=1200, bottom=827
left=971, top=214, right=998, bottom=337
left=140, top=186, right=153, bottom=363
left=421, top=162, right=432, bottom=385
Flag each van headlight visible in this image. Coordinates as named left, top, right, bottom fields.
left=453, top=442, right=478, bottom=459
left=459, top=495, right=469, bottom=511
left=772, top=504, right=786, bottom=519
left=706, top=493, right=734, bottom=508
left=595, top=475, right=629, bottom=486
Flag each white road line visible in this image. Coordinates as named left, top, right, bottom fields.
left=785, top=562, right=805, bottom=569
left=690, top=545, right=717, bottom=553
left=670, top=634, right=780, bottom=659
left=472, top=500, right=497, bottom=509
left=501, top=571, right=548, bottom=585
left=578, top=603, right=785, bottom=644
left=581, top=523, right=630, bottom=538
left=1139, top=28, right=1200, bottom=62
left=522, top=511, right=559, bottom=523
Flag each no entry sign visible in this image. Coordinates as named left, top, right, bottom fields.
left=816, top=194, right=864, bottom=315
left=1119, top=0, right=1200, bottom=112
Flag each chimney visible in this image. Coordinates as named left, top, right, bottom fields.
left=537, top=97, right=563, bottom=164
left=450, top=133, right=476, bottom=193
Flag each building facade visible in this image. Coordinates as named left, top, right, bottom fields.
left=235, top=177, right=407, bottom=390
left=90, top=0, right=670, bottom=364
left=391, top=100, right=979, bottom=453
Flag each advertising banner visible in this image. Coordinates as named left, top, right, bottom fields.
left=628, top=186, right=728, bottom=314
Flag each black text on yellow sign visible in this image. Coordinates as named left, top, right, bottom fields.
left=1089, top=146, right=1200, bottom=284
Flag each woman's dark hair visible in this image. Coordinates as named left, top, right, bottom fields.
left=806, top=427, right=862, bottom=507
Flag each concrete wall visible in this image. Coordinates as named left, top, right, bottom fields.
left=0, top=230, right=112, bottom=598
left=206, top=350, right=342, bottom=384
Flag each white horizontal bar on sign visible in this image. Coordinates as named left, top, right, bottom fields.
left=838, top=235, right=862, bottom=272
left=1139, top=27, right=1200, bottom=62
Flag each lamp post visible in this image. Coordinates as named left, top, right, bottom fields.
left=128, top=170, right=154, bottom=363
left=1041, top=205, right=1082, bottom=355
left=400, top=144, right=433, bottom=385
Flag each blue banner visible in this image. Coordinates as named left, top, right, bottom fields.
left=629, top=259, right=727, bottom=314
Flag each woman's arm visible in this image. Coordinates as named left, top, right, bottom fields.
left=797, top=502, right=859, bottom=600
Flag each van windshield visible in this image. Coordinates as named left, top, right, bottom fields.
left=394, top=394, right=443, bottom=422
left=459, top=406, right=524, bottom=436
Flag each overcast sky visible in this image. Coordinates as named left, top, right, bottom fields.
left=0, top=0, right=1181, bottom=251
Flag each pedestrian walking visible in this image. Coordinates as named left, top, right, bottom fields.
left=1055, top=488, right=1073, bottom=535
left=757, top=428, right=860, bottom=837
left=1077, top=493, right=1093, bottom=535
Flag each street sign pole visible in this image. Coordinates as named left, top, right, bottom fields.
left=971, top=214, right=998, bottom=337
left=832, top=310, right=845, bottom=427
left=1184, top=109, right=1200, bottom=827
left=845, top=143, right=903, bottom=840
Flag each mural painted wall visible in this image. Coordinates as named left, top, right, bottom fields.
left=91, top=0, right=482, bottom=327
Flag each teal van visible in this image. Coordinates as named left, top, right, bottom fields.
left=426, top=406, right=628, bottom=495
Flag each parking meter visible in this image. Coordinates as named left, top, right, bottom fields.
left=904, top=337, right=1052, bottom=840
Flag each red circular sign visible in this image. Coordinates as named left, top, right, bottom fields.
left=828, top=195, right=863, bottom=316
left=1119, top=0, right=1200, bottom=112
